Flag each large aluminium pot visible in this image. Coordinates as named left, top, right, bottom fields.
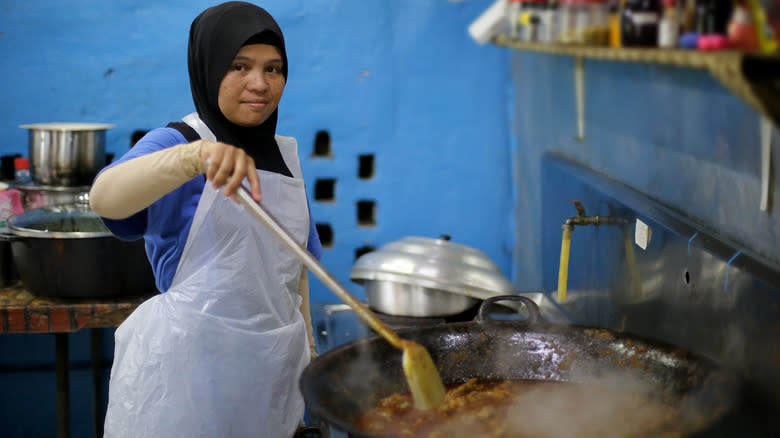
left=4, top=196, right=156, bottom=298
left=301, top=296, right=778, bottom=438
left=350, top=235, right=516, bottom=317
left=14, top=183, right=90, bottom=211
left=20, top=122, right=114, bottom=187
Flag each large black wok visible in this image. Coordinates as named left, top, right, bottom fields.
left=301, top=296, right=777, bottom=437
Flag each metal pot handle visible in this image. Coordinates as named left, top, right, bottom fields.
left=477, top=295, right=542, bottom=324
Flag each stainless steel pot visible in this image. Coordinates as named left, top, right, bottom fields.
left=20, top=122, right=114, bottom=187
left=362, top=280, right=478, bottom=317
left=14, top=183, right=89, bottom=211
left=350, top=235, right=516, bottom=317
left=4, top=196, right=156, bottom=298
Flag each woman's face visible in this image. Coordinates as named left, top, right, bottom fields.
left=218, top=43, right=285, bottom=127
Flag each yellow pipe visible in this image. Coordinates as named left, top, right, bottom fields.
left=746, top=0, right=778, bottom=53
left=557, top=226, right=572, bottom=302
left=623, top=233, right=642, bottom=299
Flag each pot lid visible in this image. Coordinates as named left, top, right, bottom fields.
left=8, top=194, right=112, bottom=238
left=350, top=235, right=516, bottom=301
left=14, top=183, right=92, bottom=192
left=19, top=122, right=115, bottom=131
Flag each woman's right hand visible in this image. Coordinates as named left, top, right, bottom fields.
left=196, top=139, right=262, bottom=203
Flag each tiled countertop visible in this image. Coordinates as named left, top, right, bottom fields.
left=0, top=282, right=153, bottom=333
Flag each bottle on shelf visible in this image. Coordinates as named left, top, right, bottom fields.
left=658, top=0, right=680, bottom=47
left=744, top=0, right=778, bottom=52
left=508, top=0, right=524, bottom=39
left=557, top=0, right=578, bottom=41
left=541, top=0, right=561, bottom=43
left=523, top=0, right=548, bottom=42
left=727, top=0, right=760, bottom=50
left=694, top=0, right=733, bottom=50
left=621, top=0, right=663, bottom=46
left=608, top=0, right=623, bottom=47
left=13, top=157, right=31, bottom=184
left=584, top=0, right=611, bottom=45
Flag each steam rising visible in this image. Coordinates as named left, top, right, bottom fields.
left=356, top=368, right=733, bottom=438
left=498, top=373, right=721, bottom=438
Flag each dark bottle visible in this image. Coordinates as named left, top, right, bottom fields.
left=621, top=0, right=663, bottom=46
left=695, top=0, right=733, bottom=35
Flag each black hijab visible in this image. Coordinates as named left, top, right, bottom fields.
left=187, top=1, right=291, bottom=176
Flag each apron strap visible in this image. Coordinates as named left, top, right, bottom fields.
left=166, top=122, right=201, bottom=143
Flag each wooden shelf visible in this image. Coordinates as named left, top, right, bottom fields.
left=492, top=35, right=780, bottom=126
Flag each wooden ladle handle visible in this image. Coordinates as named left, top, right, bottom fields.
left=235, top=184, right=404, bottom=349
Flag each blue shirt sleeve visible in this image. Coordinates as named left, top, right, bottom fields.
left=306, top=201, right=323, bottom=260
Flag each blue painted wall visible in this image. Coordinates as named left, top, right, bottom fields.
left=0, top=1, right=511, bottom=436
left=509, top=52, right=780, bottom=290
left=0, top=0, right=512, bottom=302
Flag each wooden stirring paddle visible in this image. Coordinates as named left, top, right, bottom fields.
left=234, top=184, right=446, bottom=410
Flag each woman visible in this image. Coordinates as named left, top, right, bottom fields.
left=89, top=2, right=322, bottom=437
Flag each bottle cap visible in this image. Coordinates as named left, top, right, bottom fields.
left=13, top=157, right=29, bottom=170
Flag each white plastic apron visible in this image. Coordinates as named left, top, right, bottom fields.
left=104, top=115, right=310, bottom=438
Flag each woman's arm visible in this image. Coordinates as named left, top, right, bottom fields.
left=90, top=139, right=262, bottom=219
left=90, top=142, right=203, bottom=219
